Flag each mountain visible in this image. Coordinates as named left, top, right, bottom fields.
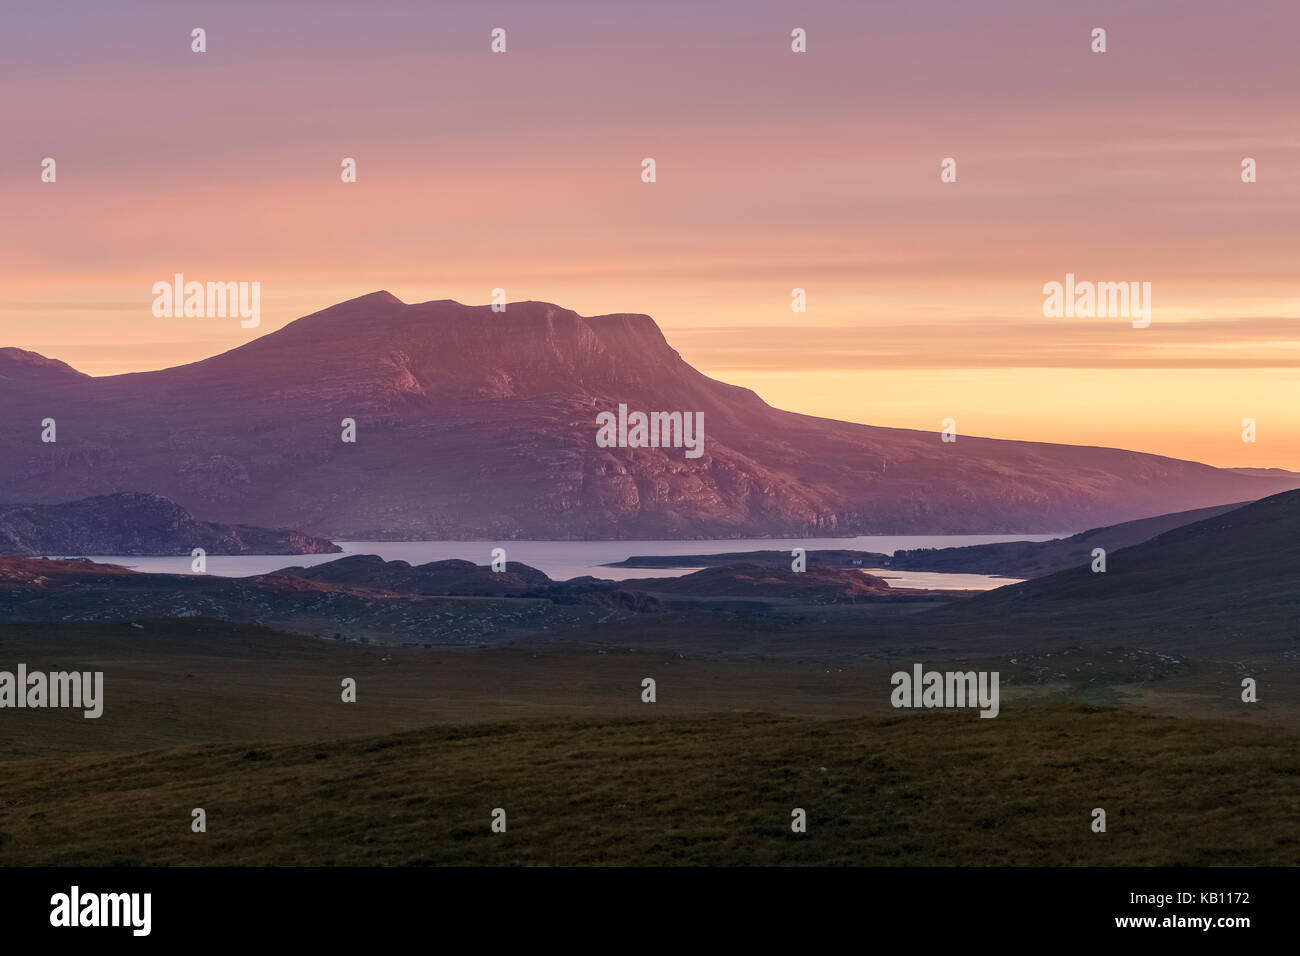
left=0, top=493, right=340, bottom=556
left=929, top=489, right=1300, bottom=652
left=3, top=292, right=1298, bottom=538
left=889, top=500, right=1249, bottom=577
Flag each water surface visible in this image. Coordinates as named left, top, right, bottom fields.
left=65, top=533, right=1061, bottom=591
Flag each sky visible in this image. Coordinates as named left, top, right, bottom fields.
left=2, top=0, right=1298, bottom=468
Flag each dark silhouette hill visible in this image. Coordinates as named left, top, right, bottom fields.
left=276, top=554, right=550, bottom=594
left=0, top=554, right=659, bottom=643
left=638, top=563, right=900, bottom=604
left=605, top=549, right=890, bottom=569
left=890, top=500, right=1248, bottom=577
left=929, top=489, right=1300, bottom=653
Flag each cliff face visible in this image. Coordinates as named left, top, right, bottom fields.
left=0, top=493, right=340, bottom=556
left=2, top=292, right=1297, bottom=539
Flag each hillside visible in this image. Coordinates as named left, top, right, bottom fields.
left=930, top=489, right=1300, bottom=652
left=889, top=501, right=1248, bottom=577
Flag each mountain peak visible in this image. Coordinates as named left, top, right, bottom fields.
left=354, top=290, right=405, bottom=306
left=298, top=290, right=407, bottom=319
left=198, top=293, right=697, bottom=404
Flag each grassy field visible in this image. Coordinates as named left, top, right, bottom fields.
left=3, top=618, right=1295, bottom=756
left=1, top=706, right=1297, bottom=865
left=1, top=619, right=1297, bottom=866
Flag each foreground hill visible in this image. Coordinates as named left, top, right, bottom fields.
left=0, top=492, right=340, bottom=556
left=932, top=489, right=1300, bottom=652
left=890, top=500, right=1248, bottom=577
left=3, top=292, right=1297, bottom=538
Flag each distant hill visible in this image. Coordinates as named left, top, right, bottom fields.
left=638, top=563, right=901, bottom=604
left=890, top=501, right=1248, bottom=577
left=0, top=493, right=340, bottom=556
left=0, top=554, right=659, bottom=643
left=605, top=549, right=890, bottom=569
left=277, top=554, right=550, bottom=594
left=275, top=555, right=659, bottom=610
left=1224, top=467, right=1300, bottom=478
left=3, top=292, right=1298, bottom=537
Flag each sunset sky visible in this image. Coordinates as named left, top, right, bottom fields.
left=3, top=0, right=1297, bottom=468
